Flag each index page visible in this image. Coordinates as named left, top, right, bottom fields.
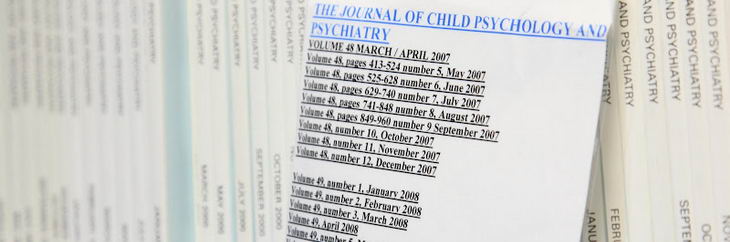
left=288, top=0, right=612, bottom=241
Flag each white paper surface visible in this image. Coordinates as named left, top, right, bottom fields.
left=288, top=0, right=611, bottom=241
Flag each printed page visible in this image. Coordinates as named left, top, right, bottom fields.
left=288, top=0, right=612, bottom=241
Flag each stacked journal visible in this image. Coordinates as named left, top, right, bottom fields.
left=584, top=1, right=730, bottom=242
left=0, top=0, right=727, bottom=242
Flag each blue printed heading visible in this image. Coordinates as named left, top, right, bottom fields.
left=310, top=3, right=609, bottom=43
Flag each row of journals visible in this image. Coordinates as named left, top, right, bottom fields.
left=0, top=0, right=308, bottom=241
left=1, top=0, right=177, bottom=241
left=582, top=1, right=730, bottom=242
left=1, top=0, right=727, bottom=241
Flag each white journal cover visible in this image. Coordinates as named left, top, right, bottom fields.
left=288, top=0, right=612, bottom=241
